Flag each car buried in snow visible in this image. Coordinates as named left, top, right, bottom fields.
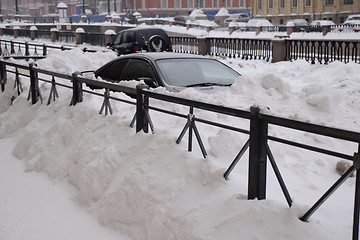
left=85, top=52, right=241, bottom=94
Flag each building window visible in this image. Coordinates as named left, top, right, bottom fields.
left=258, top=0, right=262, bottom=9
left=269, top=0, right=273, bottom=8
left=280, top=0, right=285, bottom=8
left=305, top=0, right=311, bottom=7
left=226, top=0, right=232, bottom=7
left=161, top=0, right=168, bottom=8
left=188, top=0, right=194, bottom=8
left=212, top=0, right=218, bottom=7
left=240, top=0, right=245, bottom=7
left=174, top=0, right=181, bottom=8
left=325, top=0, right=334, bottom=5
left=344, top=0, right=353, bottom=4
left=292, top=0, right=297, bottom=7
left=199, top=0, right=205, bottom=8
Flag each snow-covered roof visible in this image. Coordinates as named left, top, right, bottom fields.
left=190, top=8, right=207, bottom=18
left=57, top=2, right=68, bottom=8
left=215, top=8, right=230, bottom=17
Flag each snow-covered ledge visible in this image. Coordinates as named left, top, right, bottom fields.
left=105, top=29, right=116, bottom=46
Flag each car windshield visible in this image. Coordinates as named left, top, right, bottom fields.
left=156, top=58, right=240, bottom=87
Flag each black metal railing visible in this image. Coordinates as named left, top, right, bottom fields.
left=0, top=39, right=100, bottom=59
left=170, top=36, right=198, bottom=54
left=286, top=39, right=360, bottom=64
left=56, top=31, right=76, bottom=43
left=0, top=58, right=359, bottom=239
left=0, top=40, right=48, bottom=58
left=2, top=29, right=360, bottom=64
left=83, top=32, right=106, bottom=46
left=207, top=38, right=271, bottom=60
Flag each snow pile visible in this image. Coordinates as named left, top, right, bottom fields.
left=215, top=8, right=230, bottom=17
left=0, top=47, right=359, bottom=240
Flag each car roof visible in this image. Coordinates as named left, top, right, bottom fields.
left=119, top=27, right=166, bottom=33
left=310, top=20, right=335, bottom=25
left=118, top=52, right=210, bottom=61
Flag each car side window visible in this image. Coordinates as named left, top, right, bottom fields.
left=121, top=31, right=135, bottom=44
left=97, top=59, right=130, bottom=81
left=113, top=33, right=122, bottom=45
left=121, top=59, right=156, bottom=81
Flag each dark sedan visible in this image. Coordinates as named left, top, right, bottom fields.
left=90, top=52, right=241, bottom=93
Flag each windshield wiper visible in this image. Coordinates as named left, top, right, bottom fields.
left=186, top=83, right=230, bottom=87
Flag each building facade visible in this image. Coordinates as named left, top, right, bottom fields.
left=251, top=0, right=360, bottom=25
left=1, top=0, right=251, bottom=18
left=1, top=0, right=78, bottom=17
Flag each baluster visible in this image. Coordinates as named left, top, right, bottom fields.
left=304, top=41, right=309, bottom=62
left=323, top=41, right=329, bottom=64
left=344, top=42, right=350, bottom=63
left=330, top=41, right=336, bottom=62
left=337, top=41, right=343, bottom=62
left=310, top=41, right=316, bottom=64
left=294, top=40, right=299, bottom=60
left=237, top=39, right=241, bottom=58
left=351, top=42, right=358, bottom=63
left=244, top=39, right=249, bottom=60
left=317, top=41, right=323, bottom=64
left=299, top=40, right=304, bottom=59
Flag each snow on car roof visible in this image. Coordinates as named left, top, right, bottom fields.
left=119, top=52, right=209, bottom=61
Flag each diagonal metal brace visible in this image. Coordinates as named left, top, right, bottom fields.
left=99, top=89, right=113, bottom=116
left=176, top=107, right=207, bottom=158
left=223, top=139, right=250, bottom=180
left=14, top=67, right=23, bottom=96
left=47, top=75, right=59, bottom=105
left=300, top=165, right=356, bottom=222
left=266, top=142, right=292, bottom=207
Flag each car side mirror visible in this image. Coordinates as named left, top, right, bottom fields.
left=139, top=77, right=158, bottom=88
left=106, top=42, right=113, bottom=48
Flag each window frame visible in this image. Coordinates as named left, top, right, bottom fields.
left=268, top=0, right=273, bottom=9
left=325, top=0, right=334, bottom=5
left=292, top=0, right=298, bottom=8
left=280, top=0, right=285, bottom=8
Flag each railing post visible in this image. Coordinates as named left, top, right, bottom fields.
left=25, top=41, right=30, bottom=56
left=29, top=63, right=39, bottom=104
left=136, top=83, right=150, bottom=133
left=10, top=41, right=15, bottom=55
left=197, top=37, right=210, bottom=56
left=42, top=44, right=47, bottom=56
left=70, top=72, right=83, bottom=106
left=75, top=28, right=85, bottom=45
left=271, top=38, right=288, bottom=63
left=248, top=106, right=268, bottom=200
left=0, top=61, right=7, bottom=92
left=353, top=149, right=360, bottom=240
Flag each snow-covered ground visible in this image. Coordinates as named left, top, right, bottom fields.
left=0, top=31, right=360, bottom=240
